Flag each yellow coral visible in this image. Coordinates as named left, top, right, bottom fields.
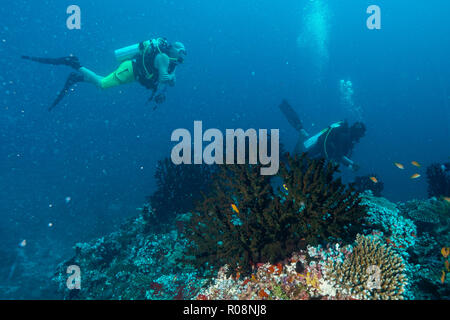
left=305, top=272, right=320, bottom=290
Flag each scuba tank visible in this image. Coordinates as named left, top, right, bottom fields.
left=303, top=121, right=343, bottom=150
left=114, top=40, right=151, bottom=62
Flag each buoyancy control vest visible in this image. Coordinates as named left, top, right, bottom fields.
left=130, top=38, right=178, bottom=91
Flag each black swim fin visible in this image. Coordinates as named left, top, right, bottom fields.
left=48, top=72, right=84, bottom=111
left=278, top=99, right=304, bottom=132
left=21, top=55, right=81, bottom=70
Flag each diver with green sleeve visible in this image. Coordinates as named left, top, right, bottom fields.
left=21, top=37, right=186, bottom=110
left=279, top=99, right=366, bottom=171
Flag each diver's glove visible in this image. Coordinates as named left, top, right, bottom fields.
left=168, top=74, right=176, bottom=87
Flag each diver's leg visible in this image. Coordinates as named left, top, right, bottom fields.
left=80, top=61, right=136, bottom=90
left=78, top=67, right=104, bottom=88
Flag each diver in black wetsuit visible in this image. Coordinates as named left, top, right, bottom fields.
left=279, top=99, right=366, bottom=171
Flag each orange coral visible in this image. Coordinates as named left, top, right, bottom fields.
left=441, top=247, right=450, bottom=258
left=258, top=289, right=269, bottom=299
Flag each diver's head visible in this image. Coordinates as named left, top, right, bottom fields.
left=169, top=41, right=186, bottom=63
left=350, top=122, right=366, bottom=143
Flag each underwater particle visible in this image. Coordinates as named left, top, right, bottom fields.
left=65, top=196, right=72, bottom=204
left=411, top=161, right=421, bottom=167
left=140, top=166, right=144, bottom=170
left=49, top=203, right=53, bottom=208
left=251, top=71, right=255, bottom=76
left=394, top=162, right=405, bottom=170
left=19, top=239, right=26, bottom=247
left=369, top=176, right=378, bottom=183
left=410, top=173, right=421, bottom=179
left=48, top=222, right=53, bottom=227
left=231, top=203, right=239, bottom=214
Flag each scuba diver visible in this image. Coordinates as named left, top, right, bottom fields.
left=21, top=37, right=186, bottom=111
left=279, top=99, right=366, bottom=171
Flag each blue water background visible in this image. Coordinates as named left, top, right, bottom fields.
left=0, top=0, right=448, bottom=292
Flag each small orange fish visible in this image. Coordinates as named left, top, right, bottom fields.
left=444, top=197, right=450, bottom=203
left=369, top=176, right=378, bottom=183
left=442, top=247, right=450, bottom=258
left=441, top=270, right=446, bottom=284
left=231, top=203, right=239, bottom=214
left=394, top=162, right=404, bottom=169
left=445, top=260, right=450, bottom=272
left=251, top=274, right=256, bottom=281
left=236, top=272, right=240, bottom=280
left=410, top=173, right=421, bottom=179
left=411, top=161, right=421, bottom=167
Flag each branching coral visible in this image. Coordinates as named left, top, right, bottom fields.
left=278, top=153, right=367, bottom=246
left=183, top=163, right=282, bottom=276
left=325, top=234, right=407, bottom=300
left=183, top=153, right=367, bottom=276
left=148, top=157, right=215, bottom=224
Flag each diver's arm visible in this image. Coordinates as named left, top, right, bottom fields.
left=341, top=156, right=359, bottom=171
left=154, top=53, right=175, bottom=83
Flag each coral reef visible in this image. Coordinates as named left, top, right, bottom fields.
left=51, top=192, right=450, bottom=300
left=398, top=198, right=450, bottom=299
left=148, top=157, right=215, bottom=225
left=426, top=163, right=450, bottom=198
left=53, top=208, right=207, bottom=300
left=352, top=174, right=384, bottom=197
left=183, top=153, right=367, bottom=276
left=361, top=192, right=416, bottom=253
left=400, top=197, right=450, bottom=234
left=196, top=246, right=353, bottom=300
left=325, top=234, right=407, bottom=300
